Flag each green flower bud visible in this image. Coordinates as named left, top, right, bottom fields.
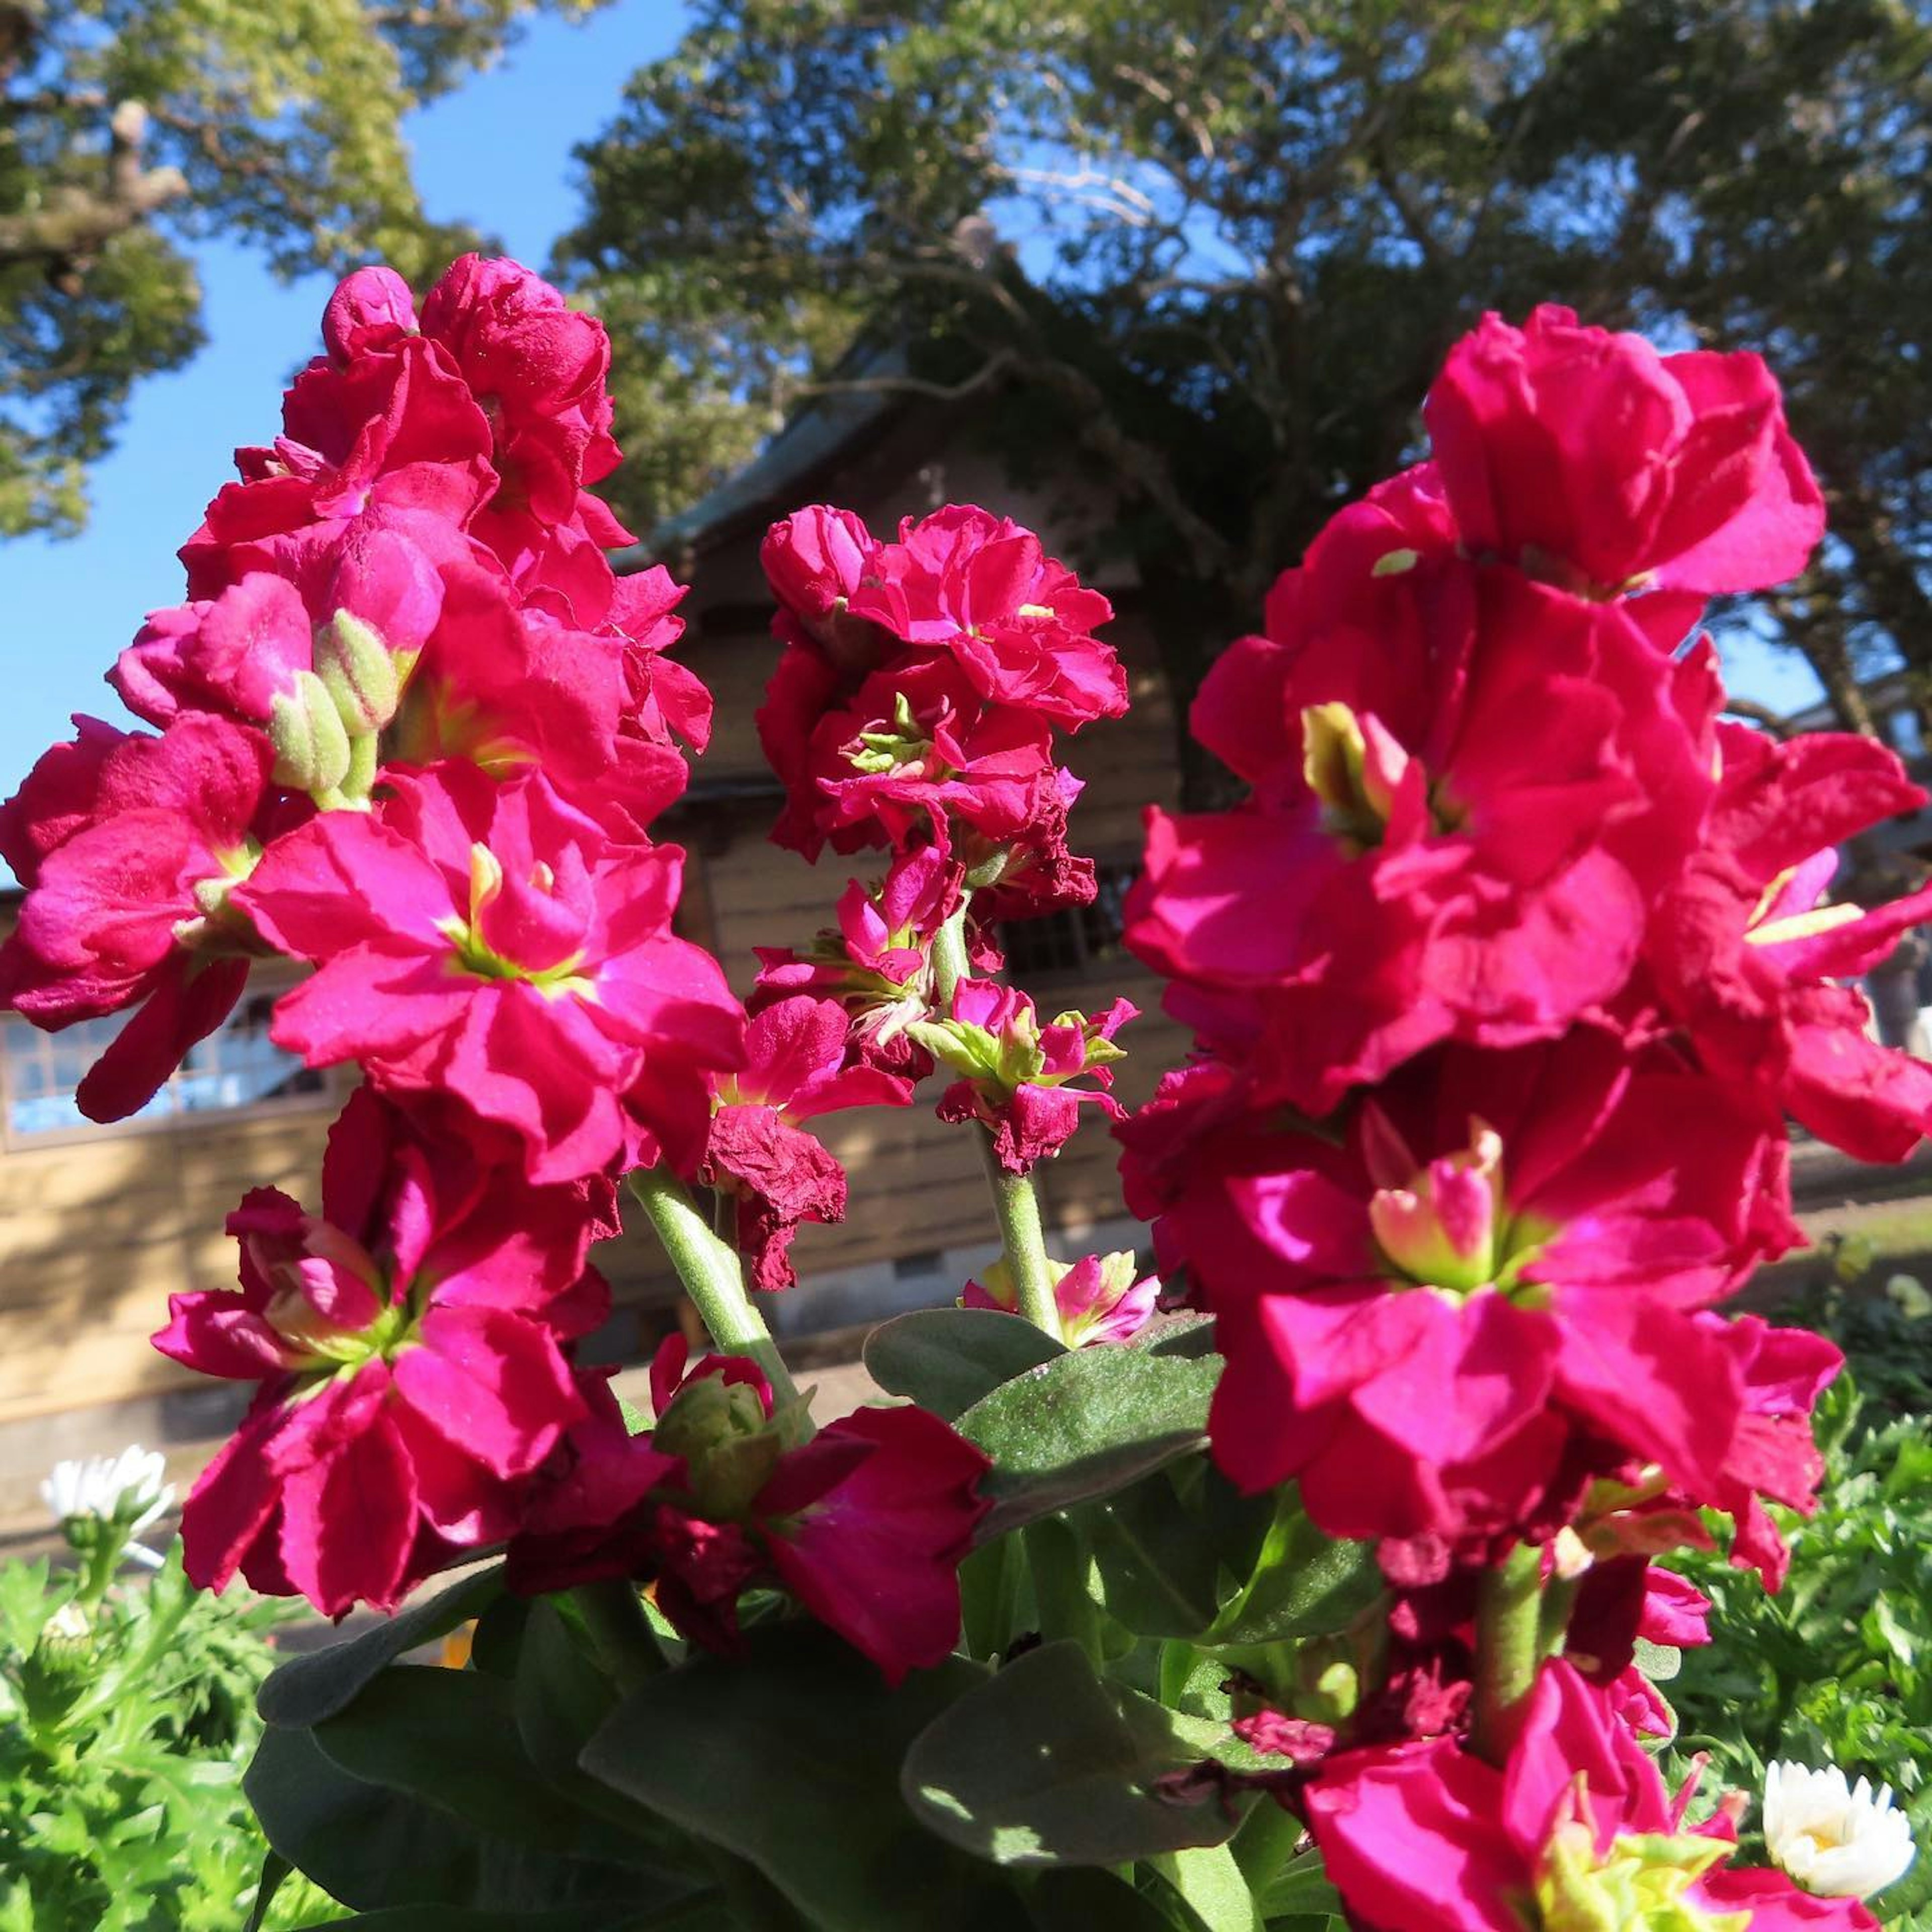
left=314, top=609, right=407, bottom=737
left=269, top=669, right=354, bottom=798
left=654, top=1376, right=783, bottom=1520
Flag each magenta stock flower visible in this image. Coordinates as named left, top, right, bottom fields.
left=1642, top=721, right=1932, bottom=1161
left=762, top=652, right=1058, bottom=859
left=699, top=996, right=915, bottom=1290
left=0, top=713, right=276, bottom=1120
left=751, top=845, right=962, bottom=1076
left=510, top=1337, right=990, bottom=1682
left=155, top=1089, right=607, bottom=1615
left=1307, top=1661, right=1875, bottom=1932
left=234, top=760, right=741, bottom=1182
left=1130, top=542, right=1721, bottom=1113
left=843, top=504, right=1125, bottom=726
left=1424, top=302, right=1826, bottom=598
left=915, top=978, right=1135, bottom=1173
left=1133, top=1029, right=1793, bottom=1545
left=962, top=1248, right=1159, bottom=1346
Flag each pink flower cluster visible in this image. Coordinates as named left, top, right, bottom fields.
left=731, top=503, right=1140, bottom=1276
left=757, top=502, right=1123, bottom=903
left=1121, top=303, right=1908, bottom=1928
left=0, top=260, right=989, bottom=1654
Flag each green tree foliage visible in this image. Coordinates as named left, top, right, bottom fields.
left=561, top=0, right=1932, bottom=766
left=0, top=0, right=606, bottom=537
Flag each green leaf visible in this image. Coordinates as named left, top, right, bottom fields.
left=1082, top=1465, right=1227, bottom=1638
left=582, top=1623, right=1010, bottom=1932
left=245, top=1723, right=491, bottom=1910
left=863, top=1306, right=1066, bottom=1421
left=1023, top=1869, right=1192, bottom=1930
left=297, top=1906, right=723, bottom=1930
left=957, top=1343, right=1223, bottom=1539
left=258, top=1566, right=503, bottom=1728
left=312, top=1666, right=617, bottom=1857
left=248, top=1719, right=674, bottom=1915
left=901, top=1639, right=1243, bottom=1867
left=1259, top=1848, right=1343, bottom=1920
left=1152, top=1843, right=1263, bottom=1932
left=1205, top=1495, right=1381, bottom=1647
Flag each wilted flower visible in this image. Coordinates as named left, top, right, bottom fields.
left=1765, top=1760, right=1917, bottom=1900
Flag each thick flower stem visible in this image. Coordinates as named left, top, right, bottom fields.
left=980, top=1147, right=1064, bottom=1338
left=626, top=1165, right=797, bottom=1406
left=1471, top=1541, right=1546, bottom=1766
left=571, top=1577, right=662, bottom=1695
left=930, top=905, right=1065, bottom=1340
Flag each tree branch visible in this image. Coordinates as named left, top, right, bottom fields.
left=0, top=101, right=187, bottom=270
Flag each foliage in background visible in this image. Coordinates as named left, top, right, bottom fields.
left=562, top=0, right=1932, bottom=775
left=1664, top=1288, right=1932, bottom=1928
left=0, top=0, right=609, bottom=537
left=0, top=1546, right=328, bottom=1931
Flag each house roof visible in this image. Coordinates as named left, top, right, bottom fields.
left=620, top=340, right=919, bottom=568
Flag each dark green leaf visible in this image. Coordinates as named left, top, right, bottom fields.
left=582, top=1622, right=1010, bottom=1932
left=1259, top=1848, right=1343, bottom=1920
left=863, top=1306, right=1066, bottom=1421
left=297, top=1905, right=723, bottom=1930
left=1024, top=1869, right=1192, bottom=1930
left=1134, top=1314, right=1220, bottom=1360
left=469, top=1590, right=534, bottom=1677
left=258, top=1566, right=503, bottom=1728
left=245, top=1723, right=487, bottom=1910
left=901, top=1639, right=1242, bottom=1867
left=1205, top=1495, right=1381, bottom=1647
left=244, top=1849, right=293, bottom=1932
left=1082, top=1465, right=1227, bottom=1638
left=247, top=1724, right=682, bottom=1915
left=958, top=1343, right=1223, bottom=1540
left=313, top=1665, right=605, bottom=1855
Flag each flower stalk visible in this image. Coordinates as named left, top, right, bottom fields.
left=627, top=1165, right=797, bottom=1406
left=1471, top=1540, right=1546, bottom=1765
left=929, top=905, right=1064, bottom=1339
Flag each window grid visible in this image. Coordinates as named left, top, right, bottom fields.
left=2, top=972, right=333, bottom=1147
left=997, top=860, right=1138, bottom=983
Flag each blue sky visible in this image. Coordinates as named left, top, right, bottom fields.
left=0, top=0, right=693, bottom=865
left=0, top=0, right=1827, bottom=876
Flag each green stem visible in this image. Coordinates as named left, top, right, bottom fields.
left=571, top=1577, right=662, bottom=1695
left=1537, top=1570, right=1583, bottom=1661
left=1471, top=1541, right=1545, bottom=1766
left=930, top=906, right=1064, bottom=1340
left=626, top=1166, right=797, bottom=1406
left=982, top=1149, right=1063, bottom=1337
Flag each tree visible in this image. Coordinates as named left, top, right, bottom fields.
left=0, top=0, right=605, bottom=537
left=560, top=0, right=1932, bottom=785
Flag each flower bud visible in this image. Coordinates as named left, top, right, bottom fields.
left=268, top=669, right=354, bottom=798
left=654, top=1375, right=783, bottom=1520
left=314, top=609, right=408, bottom=737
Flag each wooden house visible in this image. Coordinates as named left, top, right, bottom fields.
left=0, top=372, right=1184, bottom=1484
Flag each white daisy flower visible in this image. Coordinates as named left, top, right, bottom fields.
left=40, top=1445, right=174, bottom=1540
left=1764, top=1758, right=1917, bottom=1900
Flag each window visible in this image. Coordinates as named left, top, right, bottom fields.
left=1887, top=709, right=1926, bottom=760
left=998, top=860, right=1137, bottom=981
left=2, top=975, right=329, bottom=1144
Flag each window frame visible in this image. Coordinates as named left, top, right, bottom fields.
left=0, top=966, right=345, bottom=1152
